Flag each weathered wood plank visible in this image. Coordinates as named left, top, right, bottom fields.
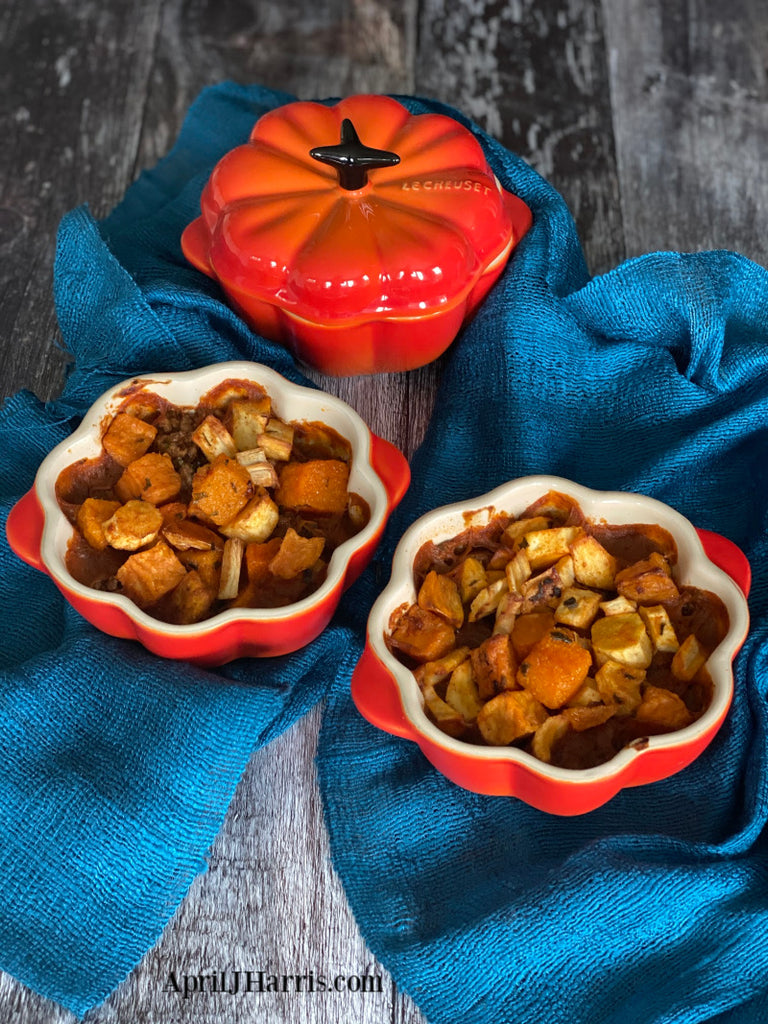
left=603, top=0, right=768, bottom=263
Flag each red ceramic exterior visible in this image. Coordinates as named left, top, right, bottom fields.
left=352, top=529, right=751, bottom=815
left=7, top=432, right=409, bottom=667
left=181, top=94, right=533, bottom=375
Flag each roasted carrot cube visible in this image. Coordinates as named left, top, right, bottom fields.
left=477, top=690, right=548, bottom=745
left=104, top=500, right=163, bottom=551
left=471, top=633, right=518, bottom=700
left=115, top=452, right=182, bottom=505
left=102, top=413, right=157, bottom=467
left=76, top=498, right=121, bottom=551
left=115, top=540, right=186, bottom=607
left=158, top=501, right=187, bottom=526
left=245, top=537, right=283, bottom=584
left=387, top=604, right=456, bottom=664
left=517, top=627, right=593, bottom=709
left=177, top=548, right=222, bottom=591
left=187, top=454, right=252, bottom=526
left=276, top=459, right=349, bottom=515
left=417, top=570, right=464, bottom=628
left=269, top=528, right=325, bottom=580
left=511, top=609, right=555, bottom=660
left=167, top=569, right=217, bottom=624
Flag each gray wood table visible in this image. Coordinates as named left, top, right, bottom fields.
left=2, top=2, right=768, bottom=1022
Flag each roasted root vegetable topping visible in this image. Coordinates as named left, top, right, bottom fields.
left=385, top=490, right=729, bottom=769
left=56, top=379, right=370, bottom=624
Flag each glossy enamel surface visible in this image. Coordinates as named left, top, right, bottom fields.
left=353, top=476, right=751, bottom=814
left=6, top=362, right=410, bottom=665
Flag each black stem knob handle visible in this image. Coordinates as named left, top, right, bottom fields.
left=309, top=118, right=400, bottom=191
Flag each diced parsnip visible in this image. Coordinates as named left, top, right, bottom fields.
left=229, top=398, right=271, bottom=450
left=594, top=660, right=645, bottom=716
left=520, top=555, right=574, bottom=613
left=422, top=684, right=465, bottom=737
left=276, top=459, right=349, bottom=515
left=417, top=570, right=464, bottom=628
left=454, top=557, right=487, bottom=604
left=493, top=592, right=522, bottom=635
left=115, top=452, right=182, bottom=505
left=471, top=633, right=518, bottom=700
left=566, top=678, right=603, bottom=707
left=218, top=538, right=245, bottom=600
left=477, top=690, right=548, bottom=746
left=518, top=526, right=584, bottom=571
left=639, top=604, right=680, bottom=654
left=599, top=595, right=638, bottom=616
left=235, top=448, right=280, bottom=489
left=102, top=413, right=157, bottom=467
left=502, top=516, right=550, bottom=546
left=505, top=549, right=531, bottom=594
left=636, top=685, right=693, bottom=730
left=167, top=569, right=217, bottom=624
left=468, top=578, right=508, bottom=622
left=521, top=490, right=581, bottom=524
left=257, top=419, right=294, bottom=461
left=413, top=647, right=471, bottom=691
left=555, top=586, right=603, bottom=630
left=116, top=540, right=187, bottom=608
left=387, top=604, right=456, bottom=664
left=562, top=704, right=616, bottom=732
left=177, top=548, right=222, bottom=591
left=206, top=380, right=268, bottom=412
left=220, top=492, right=280, bottom=544
left=570, top=534, right=617, bottom=590
left=268, top=528, right=325, bottom=580
left=531, top=714, right=570, bottom=763
left=444, top=661, right=483, bottom=722
left=591, top=612, right=653, bottom=669
left=517, top=628, right=593, bottom=709
left=188, top=455, right=253, bottom=526
left=191, top=415, right=237, bottom=462
left=347, top=495, right=369, bottom=530
left=671, top=634, right=708, bottom=681
left=104, top=500, right=163, bottom=551
left=162, top=518, right=223, bottom=551
left=615, top=552, right=680, bottom=604
left=511, top=609, right=556, bottom=660
left=76, top=498, right=121, bottom=551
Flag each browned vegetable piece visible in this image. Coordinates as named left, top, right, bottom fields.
left=615, top=552, right=680, bottom=604
left=176, top=548, right=222, bottom=591
left=167, top=570, right=217, bottom=624
left=511, top=609, right=555, bottom=660
left=471, top=633, right=518, bottom=700
left=104, top=500, right=163, bottom=551
left=115, top=540, right=187, bottom=607
left=188, top=454, right=252, bottom=526
left=102, top=413, right=158, bottom=467
left=76, top=498, right=121, bottom=551
left=220, top=492, right=279, bottom=543
left=531, top=714, right=570, bottom=762
left=417, top=570, right=464, bottom=628
left=591, top=612, right=653, bottom=669
left=192, top=415, right=237, bottom=462
left=218, top=538, right=245, bottom=600
left=269, top=528, right=325, bottom=580
left=245, top=537, right=283, bottom=584
left=520, top=526, right=583, bottom=571
left=594, top=660, right=644, bottom=716
left=162, top=517, right=224, bottom=551
left=228, top=397, right=271, bottom=450
left=477, top=690, right=548, bottom=745
left=570, top=534, right=617, bottom=590
left=158, top=502, right=187, bottom=526
left=423, top=684, right=466, bottom=737
left=562, top=705, right=616, bottom=732
left=453, top=556, right=487, bottom=604
left=413, top=647, right=472, bottom=691
left=520, top=490, right=582, bottom=525
left=517, top=628, right=593, bottom=709
left=388, top=604, right=456, bottom=664
left=292, top=420, right=351, bottom=461
left=671, top=634, right=708, bottom=681
left=276, top=459, right=349, bottom=515
left=635, top=685, right=693, bottom=730
left=115, top=452, right=182, bottom=506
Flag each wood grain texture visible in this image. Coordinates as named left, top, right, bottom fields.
left=2, top=1, right=768, bottom=1023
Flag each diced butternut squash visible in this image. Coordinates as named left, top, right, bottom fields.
left=477, top=690, right=548, bottom=745
left=115, top=540, right=186, bottom=607
left=76, top=498, right=121, bottom=551
left=570, top=533, right=617, bottom=590
left=511, top=609, right=556, bottom=660
left=276, top=459, right=349, bottom=515
left=103, top=500, right=163, bottom=551
left=636, top=685, right=693, bottom=730
left=268, top=528, right=325, bottom=580
left=188, top=454, right=252, bottom=526
left=454, top=556, right=487, bottom=603
left=387, top=604, right=456, bottom=664
left=591, top=612, right=653, bottom=669
left=220, top=491, right=279, bottom=543
left=517, top=628, right=593, bottom=709
left=115, top=452, right=182, bottom=505
left=102, top=413, right=157, bottom=467
left=167, top=569, right=217, bottom=624
left=471, top=633, right=518, bottom=700
left=245, top=537, right=283, bottom=584
left=615, top=552, right=679, bottom=604
left=177, top=547, right=222, bottom=591
left=417, top=570, right=464, bottom=628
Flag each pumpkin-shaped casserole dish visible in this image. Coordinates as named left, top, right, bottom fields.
left=181, top=94, right=532, bottom=376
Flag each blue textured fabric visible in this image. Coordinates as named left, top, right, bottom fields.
left=0, top=79, right=766, bottom=1024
